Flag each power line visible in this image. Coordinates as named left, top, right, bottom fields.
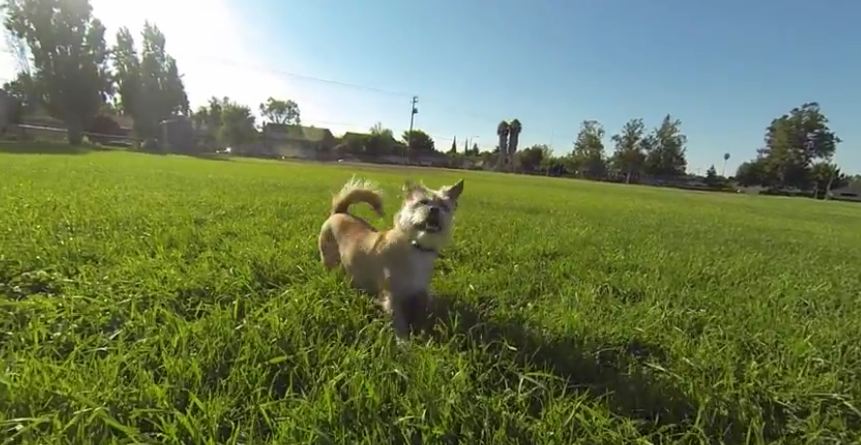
left=0, top=49, right=504, bottom=147
left=0, top=47, right=509, bottom=129
left=184, top=55, right=516, bottom=130
left=193, top=55, right=415, bottom=98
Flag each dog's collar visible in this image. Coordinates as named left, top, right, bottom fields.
left=411, top=240, right=439, bottom=255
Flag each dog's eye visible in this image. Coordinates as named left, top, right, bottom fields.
left=418, top=199, right=431, bottom=206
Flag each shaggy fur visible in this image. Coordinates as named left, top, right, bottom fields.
left=318, top=176, right=464, bottom=338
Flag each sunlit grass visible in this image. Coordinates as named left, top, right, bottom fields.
left=1, top=146, right=860, bottom=443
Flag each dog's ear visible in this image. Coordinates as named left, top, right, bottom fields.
left=403, top=180, right=424, bottom=199
left=443, top=179, right=464, bottom=200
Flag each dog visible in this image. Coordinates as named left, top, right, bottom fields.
left=318, top=176, right=464, bottom=338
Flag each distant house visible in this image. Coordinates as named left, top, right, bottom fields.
left=341, top=132, right=368, bottom=141
left=262, top=124, right=336, bottom=159
left=828, top=182, right=861, bottom=202
left=334, top=132, right=369, bottom=154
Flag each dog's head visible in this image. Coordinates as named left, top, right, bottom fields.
left=395, top=179, right=464, bottom=251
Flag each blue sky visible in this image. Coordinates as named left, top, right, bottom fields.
left=2, top=0, right=859, bottom=174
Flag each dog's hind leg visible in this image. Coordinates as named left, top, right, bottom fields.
left=317, top=223, right=340, bottom=270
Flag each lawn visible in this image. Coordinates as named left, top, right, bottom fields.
left=1, top=146, right=860, bottom=444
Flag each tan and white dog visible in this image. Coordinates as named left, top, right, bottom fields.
left=318, top=176, right=464, bottom=338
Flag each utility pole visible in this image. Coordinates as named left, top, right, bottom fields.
left=407, top=95, right=418, bottom=164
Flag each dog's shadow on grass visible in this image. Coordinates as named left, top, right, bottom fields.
left=424, top=295, right=773, bottom=443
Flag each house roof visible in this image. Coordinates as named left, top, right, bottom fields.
left=265, top=124, right=333, bottom=142
left=341, top=132, right=370, bottom=140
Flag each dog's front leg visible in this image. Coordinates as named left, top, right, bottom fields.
left=387, top=293, right=410, bottom=339
left=380, top=270, right=410, bottom=340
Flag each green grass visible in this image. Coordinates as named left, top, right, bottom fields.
left=1, top=146, right=860, bottom=444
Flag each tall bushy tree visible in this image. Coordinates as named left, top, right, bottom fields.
left=517, top=144, right=552, bottom=172
left=113, top=27, right=139, bottom=116
left=113, top=22, right=189, bottom=139
left=401, top=129, right=434, bottom=152
left=735, top=159, right=769, bottom=187
left=757, top=102, right=840, bottom=189
left=259, top=97, right=300, bottom=125
left=704, top=165, right=721, bottom=187
left=610, top=118, right=647, bottom=183
left=644, top=114, right=687, bottom=177
left=218, top=98, right=255, bottom=147
left=366, top=122, right=397, bottom=155
left=4, top=0, right=111, bottom=144
left=570, top=120, right=607, bottom=178
left=2, top=71, right=39, bottom=121
left=191, top=96, right=225, bottom=148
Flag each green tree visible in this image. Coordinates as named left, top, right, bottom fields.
left=402, top=129, right=435, bottom=152
left=448, top=137, right=457, bottom=154
left=192, top=97, right=224, bottom=131
left=370, top=122, right=392, bottom=138
left=259, top=97, right=300, bottom=125
left=644, top=115, right=687, bottom=177
left=4, top=0, right=111, bottom=144
left=704, top=165, right=721, bottom=187
left=2, top=71, right=38, bottom=122
left=218, top=99, right=256, bottom=147
left=735, top=159, right=769, bottom=187
left=470, top=142, right=480, bottom=156
left=517, top=144, right=551, bottom=172
left=113, top=27, right=140, bottom=117
left=571, top=120, right=607, bottom=178
left=757, top=102, right=840, bottom=189
left=610, top=118, right=647, bottom=183
left=366, top=122, right=396, bottom=155
left=190, top=97, right=226, bottom=148
left=138, top=23, right=188, bottom=135
left=113, top=23, right=188, bottom=139
left=810, top=162, right=846, bottom=199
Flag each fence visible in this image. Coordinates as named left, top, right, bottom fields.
left=3, top=123, right=140, bottom=147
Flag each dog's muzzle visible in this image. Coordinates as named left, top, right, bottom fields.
left=422, top=207, right=442, bottom=232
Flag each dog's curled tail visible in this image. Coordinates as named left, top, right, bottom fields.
left=331, top=176, right=384, bottom=217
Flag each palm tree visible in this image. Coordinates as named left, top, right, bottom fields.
left=723, top=152, right=730, bottom=177
left=508, top=119, right=522, bottom=172
left=496, top=120, right=510, bottom=170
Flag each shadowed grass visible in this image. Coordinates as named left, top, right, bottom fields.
left=1, top=147, right=860, bottom=443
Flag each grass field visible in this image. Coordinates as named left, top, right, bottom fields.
left=1, top=146, right=860, bottom=444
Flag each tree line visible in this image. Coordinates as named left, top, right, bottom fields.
left=2, top=1, right=853, bottom=194
left=499, top=103, right=853, bottom=199
left=507, top=114, right=689, bottom=183
left=0, top=0, right=302, bottom=150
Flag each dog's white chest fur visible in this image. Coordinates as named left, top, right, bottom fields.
left=387, top=250, right=436, bottom=297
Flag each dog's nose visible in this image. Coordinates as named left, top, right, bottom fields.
left=427, top=207, right=441, bottom=224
